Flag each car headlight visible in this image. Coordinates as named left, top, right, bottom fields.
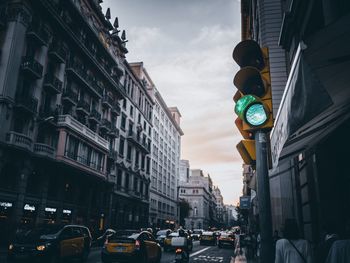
left=36, top=243, right=51, bottom=251
left=9, top=244, right=13, bottom=250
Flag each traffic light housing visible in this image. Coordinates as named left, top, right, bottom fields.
left=232, top=40, right=273, bottom=131
left=236, top=140, right=256, bottom=165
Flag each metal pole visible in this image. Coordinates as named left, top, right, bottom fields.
left=255, top=130, right=274, bottom=263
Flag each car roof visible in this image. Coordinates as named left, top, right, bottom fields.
left=202, top=231, right=214, bottom=235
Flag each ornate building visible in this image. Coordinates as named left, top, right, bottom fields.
left=0, top=0, right=151, bottom=243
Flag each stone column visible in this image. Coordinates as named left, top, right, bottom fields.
left=36, top=172, right=49, bottom=224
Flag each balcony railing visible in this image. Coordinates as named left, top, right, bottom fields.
left=26, top=24, right=50, bottom=46
left=43, top=73, right=63, bottom=94
left=100, top=118, right=111, bottom=131
left=102, top=94, right=114, bottom=108
left=111, top=103, right=121, bottom=116
left=88, top=109, right=101, bottom=122
left=6, top=131, right=33, bottom=151
left=48, top=43, right=67, bottom=63
left=21, top=56, right=43, bottom=79
left=33, top=143, right=55, bottom=158
left=76, top=100, right=91, bottom=114
left=127, top=132, right=150, bottom=154
left=66, top=60, right=102, bottom=97
left=15, top=96, right=38, bottom=114
left=108, top=126, right=119, bottom=138
left=62, top=89, right=78, bottom=104
left=57, top=115, right=109, bottom=150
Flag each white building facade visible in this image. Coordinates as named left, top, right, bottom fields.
left=179, top=160, right=190, bottom=183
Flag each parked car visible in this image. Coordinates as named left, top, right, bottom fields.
left=155, top=229, right=171, bottom=246
left=8, top=224, right=92, bottom=262
left=218, top=232, right=235, bottom=248
left=101, top=230, right=161, bottom=263
left=191, top=229, right=203, bottom=240
left=200, top=231, right=217, bottom=245
left=163, top=231, right=193, bottom=252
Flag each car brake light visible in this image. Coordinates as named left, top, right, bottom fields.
left=135, top=240, right=141, bottom=250
left=176, top=248, right=182, bottom=253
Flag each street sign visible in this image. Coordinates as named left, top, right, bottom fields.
left=239, top=196, right=251, bottom=209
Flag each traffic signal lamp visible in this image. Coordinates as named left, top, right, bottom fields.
left=232, top=40, right=273, bottom=131
left=236, top=140, right=256, bottom=166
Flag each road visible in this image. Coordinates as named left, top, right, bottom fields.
left=87, top=241, right=235, bottom=263
left=0, top=241, right=235, bottom=263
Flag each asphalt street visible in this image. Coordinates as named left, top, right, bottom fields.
left=87, top=240, right=235, bottom=263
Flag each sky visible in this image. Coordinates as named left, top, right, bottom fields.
left=101, top=0, right=243, bottom=205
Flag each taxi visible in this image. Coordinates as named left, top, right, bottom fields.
left=7, top=224, right=91, bottom=262
left=218, top=232, right=235, bottom=248
left=101, top=230, right=161, bottom=263
left=199, top=231, right=217, bottom=245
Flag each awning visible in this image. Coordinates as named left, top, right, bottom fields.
left=271, top=13, right=350, bottom=170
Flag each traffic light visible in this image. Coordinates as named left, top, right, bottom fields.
left=236, top=140, right=256, bottom=165
left=232, top=40, right=273, bottom=131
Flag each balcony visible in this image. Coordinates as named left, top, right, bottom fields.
left=100, top=118, right=111, bottom=132
left=108, top=149, right=118, bottom=160
left=48, top=43, right=67, bottom=63
left=102, top=94, right=114, bottom=108
left=76, top=100, right=90, bottom=115
left=88, top=109, right=101, bottom=123
left=21, top=57, right=43, bottom=79
left=26, top=24, right=50, bottom=46
left=108, top=127, right=119, bottom=138
left=6, top=131, right=33, bottom=151
left=127, top=132, right=150, bottom=154
left=43, top=73, right=63, bottom=94
left=66, top=61, right=102, bottom=97
left=15, top=96, right=38, bottom=115
left=62, top=89, right=78, bottom=104
left=111, top=103, right=121, bottom=116
left=57, top=115, right=109, bottom=150
left=33, top=143, right=55, bottom=158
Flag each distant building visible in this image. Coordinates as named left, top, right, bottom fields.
left=213, top=186, right=225, bottom=227
left=225, top=205, right=237, bottom=227
left=179, top=169, right=218, bottom=230
left=179, top=160, right=190, bottom=183
left=130, top=62, right=184, bottom=229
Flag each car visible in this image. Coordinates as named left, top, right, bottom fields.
left=101, top=230, right=161, bottom=263
left=191, top=229, right=203, bottom=240
left=155, top=229, right=171, bottom=246
left=7, top=224, right=91, bottom=262
left=200, top=231, right=217, bottom=245
left=218, top=232, right=235, bottom=248
left=163, top=231, right=193, bottom=252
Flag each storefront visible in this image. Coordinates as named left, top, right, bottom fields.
left=44, top=207, right=57, bottom=224
left=0, top=201, right=14, bottom=245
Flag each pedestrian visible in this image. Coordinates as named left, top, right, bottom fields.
left=315, top=224, right=339, bottom=263
left=275, top=218, right=312, bottom=263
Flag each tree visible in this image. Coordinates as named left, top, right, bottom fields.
left=179, top=199, right=191, bottom=227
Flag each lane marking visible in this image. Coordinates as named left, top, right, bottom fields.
left=190, top=246, right=211, bottom=257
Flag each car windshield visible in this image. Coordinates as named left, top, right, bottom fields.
left=114, top=230, right=139, bottom=238
left=15, top=225, right=62, bottom=242
left=156, top=230, right=168, bottom=236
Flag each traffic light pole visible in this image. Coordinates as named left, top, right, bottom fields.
left=255, top=130, right=274, bottom=263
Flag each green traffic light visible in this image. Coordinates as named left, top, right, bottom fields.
left=245, top=103, right=267, bottom=126
left=234, top=95, right=258, bottom=120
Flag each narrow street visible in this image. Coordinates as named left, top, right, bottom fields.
left=86, top=241, right=235, bottom=263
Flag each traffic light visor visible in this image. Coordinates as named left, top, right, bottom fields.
left=234, top=67, right=265, bottom=97
left=232, top=40, right=265, bottom=70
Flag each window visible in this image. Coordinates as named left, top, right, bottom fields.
left=125, top=174, right=129, bottom=190
left=122, top=99, right=126, bottom=108
left=127, top=144, right=132, bottom=161
left=119, top=137, right=125, bottom=156
left=121, top=115, right=126, bottom=130
left=130, top=105, right=133, bottom=116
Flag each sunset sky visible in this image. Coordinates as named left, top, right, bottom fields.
left=102, top=0, right=243, bottom=205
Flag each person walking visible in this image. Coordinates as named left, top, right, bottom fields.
left=275, top=219, right=312, bottom=263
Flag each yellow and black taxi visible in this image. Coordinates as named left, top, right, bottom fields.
left=199, top=231, right=217, bottom=245
left=218, top=232, right=235, bottom=248
left=7, top=224, right=92, bottom=262
left=163, top=231, right=193, bottom=252
left=101, top=230, right=162, bottom=263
